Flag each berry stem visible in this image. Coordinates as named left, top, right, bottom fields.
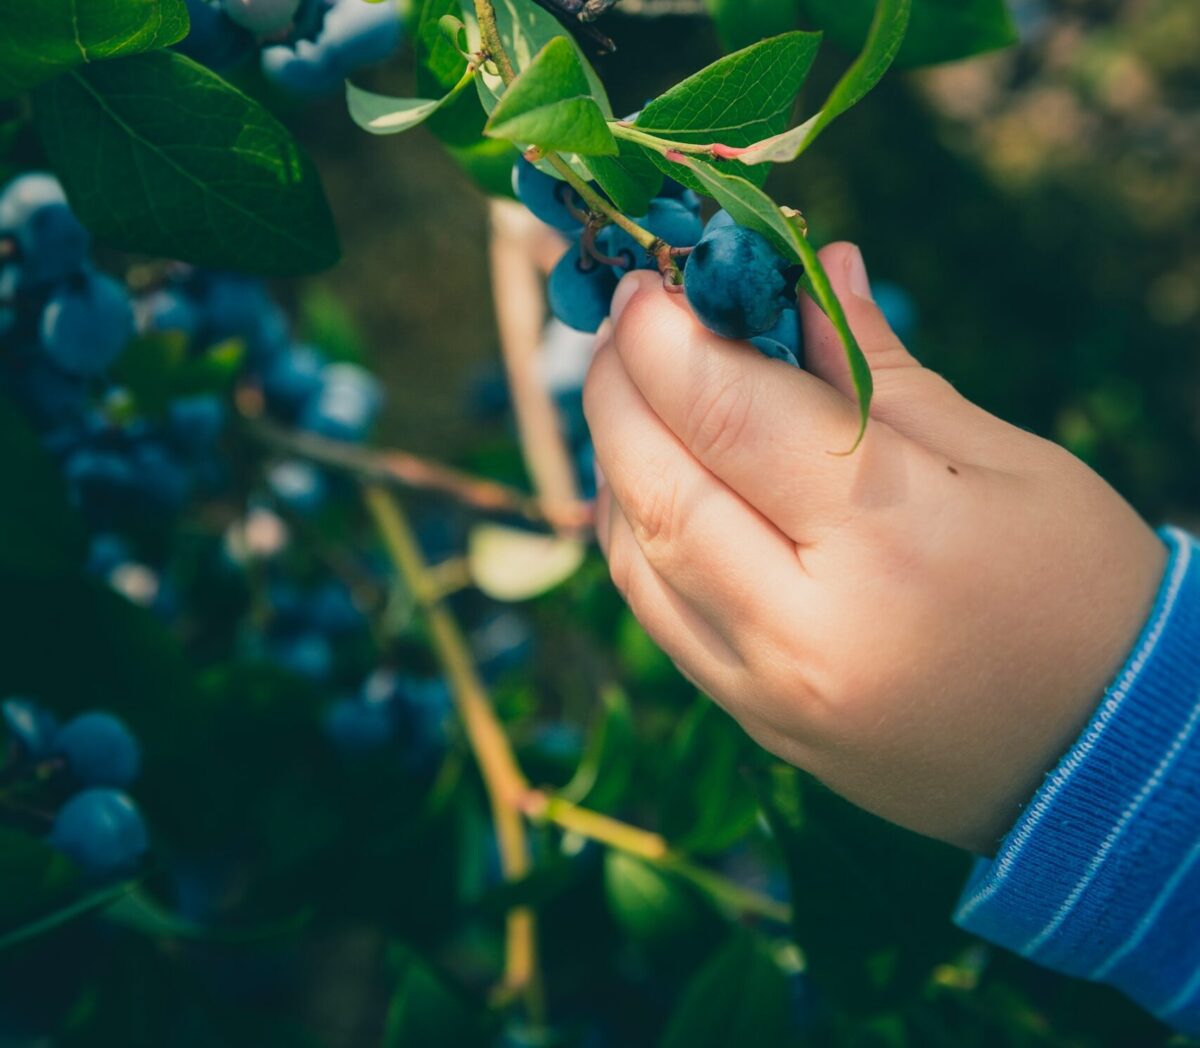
left=363, top=485, right=545, bottom=1022
left=609, top=122, right=745, bottom=161
left=473, top=0, right=659, bottom=254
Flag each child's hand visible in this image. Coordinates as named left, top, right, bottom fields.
left=583, top=243, right=1168, bottom=854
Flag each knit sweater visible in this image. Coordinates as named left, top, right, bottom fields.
left=955, top=526, right=1200, bottom=1035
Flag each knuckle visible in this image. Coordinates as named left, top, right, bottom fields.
left=628, top=464, right=683, bottom=556
left=684, top=365, right=755, bottom=460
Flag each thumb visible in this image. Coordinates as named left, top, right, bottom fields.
left=800, top=242, right=1007, bottom=460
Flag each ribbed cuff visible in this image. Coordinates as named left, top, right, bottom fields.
left=955, top=526, right=1200, bottom=1035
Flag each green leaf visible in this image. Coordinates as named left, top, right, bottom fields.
left=115, top=332, right=244, bottom=419
left=0, top=394, right=87, bottom=576
left=702, top=0, right=798, bottom=52
left=560, top=684, right=636, bottom=812
left=586, top=139, right=664, bottom=216
left=673, top=157, right=874, bottom=448
left=757, top=765, right=971, bottom=1011
left=604, top=851, right=707, bottom=948
left=659, top=931, right=792, bottom=1048
left=485, top=37, right=616, bottom=156
left=799, top=0, right=1017, bottom=68
left=739, top=0, right=911, bottom=165
left=0, top=0, right=189, bottom=99
left=384, top=945, right=483, bottom=1047
left=347, top=66, right=474, bottom=136
left=0, top=828, right=83, bottom=936
left=659, top=701, right=760, bottom=854
left=632, top=30, right=822, bottom=191
left=33, top=51, right=340, bottom=276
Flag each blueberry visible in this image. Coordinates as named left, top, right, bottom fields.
left=684, top=225, right=794, bottom=340
left=39, top=271, right=134, bottom=376
left=167, top=394, right=227, bottom=456
left=307, top=580, right=363, bottom=636
left=196, top=273, right=272, bottom=348
left=870, top=280, right=918, bottom=343
left=266, top=458, right=327, bottom=514
left=324, top=696, right=396, bottom=753
left=750, top=307, right=802, bottom=368
left=175, top=0, right=256, bottom=69
left=221, top=0, right=301, bottom=35
left=659, top=178, right=702, bottom=215
left=262, top=345, right=326, bottom=421
left=261, top=40, right=344, bottom=95
left=600, top=198, right=703, bottom=271
left=128, top=440, right=191, bottom=515
left=2, top=698, right=59, bottom=759
left=548, top=247, right=617, bottom=333
left=320, top=0, right=403, bottom=74
left=266, top=629, right=333, bottom=681
left=55, top=712, right=142, bottom=788
left=701, top=209, right=736, bottom=238
left=86, top=533, right=134, bottom=578
left=49, top=788, right=148, bottom=879
left=0, top=173, right=90, bottom=290
left=512, top=158, right=586, bottom=234
left=137, top=287, right=200, bottom=339
left=299, top=362, right=382, bottom=442
left=63, top=447, right=137, bottom=524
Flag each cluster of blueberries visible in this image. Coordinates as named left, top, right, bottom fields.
left=512, top=157, right=805, bottom=369
left=0, top=172, right=383, bottom=543
left=2, top=698, right=147, bottom=880
left=177, top=0, right=403, bottom=95
left=324, top=667, right=453, bottom=763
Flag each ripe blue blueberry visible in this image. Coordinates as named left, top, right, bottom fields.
left=175, top=0, right=256, bottom=69
left=701, top=209, right=735, bottom=239
left=128, top=440, right=192, bottom=515
left=267, top=629, right=334, bottom=681
left=548, top=248, right=617, bottom=334
left=2, top=698, right=59, bottom=759
left=513, top=158, right=586, bottom=234
left=49, top=788, right=148, bottom=879
left=221, top=0, right=301, bottom=35
left=0, top=173, right=90, bottom=290
left=324, top=696, right=396, bottom=753
left=137, top=287, right=200, bottom=340
left=63, top=447, right=137, bottom=524
left=167, top=394, right=227, bottom=456
left=750, top=307, right=802, bottom=368
left=320, top=0, right=403, bottom=73
left=307, top=580, right=363, bottom=636
left=86, top=533, right=135, bottom=578
left=262, top=345, right=326, bottom=420
left=261, top=39, right=344, bottom=95
left=56, top=712, right=142, bottom=788
left=600, top=198, right=703, bottom=271
left=40, top=271, right=134, bottom=376
left=266, top=459, right=328, bottom=514
left=299, top=362, right=383, bottom=442
left=684, top=225, right=794, bottom=340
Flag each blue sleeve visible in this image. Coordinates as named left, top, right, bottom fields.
left=954, top=526, right=1200, bottom=1036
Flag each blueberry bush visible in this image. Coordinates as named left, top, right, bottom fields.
left=0, top=0, right=1190, bottom=1044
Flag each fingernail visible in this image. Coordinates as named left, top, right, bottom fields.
left=845, top=245, right=874, bottom=302
left=609, top=273, right=641, bottom=325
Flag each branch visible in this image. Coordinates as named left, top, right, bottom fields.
left=244, top=415, right=593, bottom=534
left=523, top=791, right=793, bottom=926
left=363, top=486, right=544, bottom=1020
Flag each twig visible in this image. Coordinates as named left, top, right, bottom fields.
left=524, top=790, right=793, bottom=925
left=488, top=199, right=586, bottom=519
left=363, top=486, right=545, bottom=1021
left=245, top=416, right=593, bottom=534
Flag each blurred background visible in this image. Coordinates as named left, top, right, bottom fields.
left=0, top=0, right=1197, bottom=1045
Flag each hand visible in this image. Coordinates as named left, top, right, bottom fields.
left=582, top=243, right=1168, bottom=854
